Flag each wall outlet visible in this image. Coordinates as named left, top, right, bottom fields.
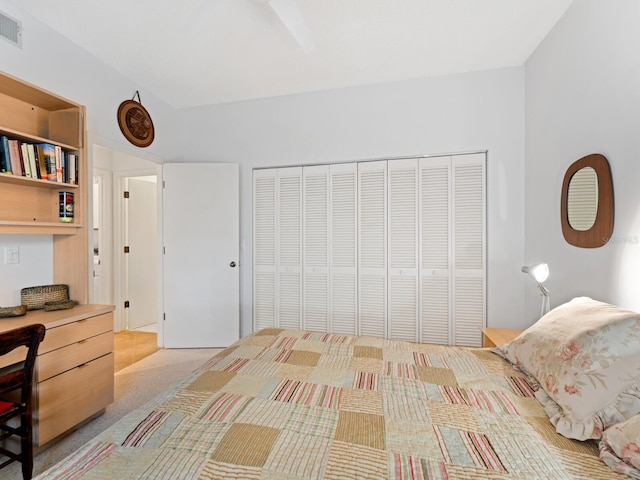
left=5, top=246, right=19, bottom=264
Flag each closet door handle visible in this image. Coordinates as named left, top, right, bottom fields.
left=230, top=261, right=237, bottom=268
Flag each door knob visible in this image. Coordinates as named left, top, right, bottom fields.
left=230, top=261, right=237, bottom=268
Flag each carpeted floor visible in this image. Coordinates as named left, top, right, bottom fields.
left=4, top=347, right=221, bottom=479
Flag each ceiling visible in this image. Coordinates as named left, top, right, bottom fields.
left=12, top=0, right=573, bottom=109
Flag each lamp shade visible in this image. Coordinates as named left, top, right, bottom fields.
left=521, top=263, right=549, bottom=283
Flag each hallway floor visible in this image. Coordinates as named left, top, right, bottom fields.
left=114, top=330, right=158, bottom=372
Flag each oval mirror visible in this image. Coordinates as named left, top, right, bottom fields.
left=561, top=154, right=614, bottom=248
left=567, top=166, right=598, bottom=231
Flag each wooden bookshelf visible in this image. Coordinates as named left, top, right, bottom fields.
left=0, top=71, right=88, bottom=303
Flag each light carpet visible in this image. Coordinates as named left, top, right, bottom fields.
left=5, top=347, right=220, bottom=479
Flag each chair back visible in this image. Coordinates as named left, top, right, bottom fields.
left=0, top=324, right=46, bottom=405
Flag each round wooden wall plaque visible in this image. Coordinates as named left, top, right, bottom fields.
left=117, top=99, right=155, bottom=148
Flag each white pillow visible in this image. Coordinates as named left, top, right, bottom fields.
left=600, top=415, right=640, bottom=478
left=496, top=297, right=640, bottom=440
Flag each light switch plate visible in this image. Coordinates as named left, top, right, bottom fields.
left=6, top=246, right=19, bottom=264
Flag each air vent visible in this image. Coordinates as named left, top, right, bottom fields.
left=0, top=11, right=22, bottom=48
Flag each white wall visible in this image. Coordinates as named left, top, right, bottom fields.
left=0, top=1, right=528, bottom=338
left=180, top=67, right=527, bottom=336
left=525, top=0, right=640, bottom=321
left=0, top=0, right=176, bottom=305
left=0, top=1, right=180, bottom=162
left=0, top=236, right=52, bottom=305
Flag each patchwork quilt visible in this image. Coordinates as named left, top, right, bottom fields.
left=36, top=328, right=625, bottom=479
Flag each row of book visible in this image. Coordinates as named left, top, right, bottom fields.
left=0, top=135, right=78, bottom=185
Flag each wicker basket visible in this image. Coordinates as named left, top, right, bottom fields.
left=21, top=284, right=69, bottom=311
left=44, top=300, right=78, bottom=312
left=0, top=305, right=27, bottom=318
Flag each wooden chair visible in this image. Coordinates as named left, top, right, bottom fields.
left=0, top=324, right=46, bottom=480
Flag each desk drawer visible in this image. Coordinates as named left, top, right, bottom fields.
left=37, top=331, right=113, bottom=382
left=40, top=312, right=113, bottom=354
left=36, top=352, right=114, bottom=445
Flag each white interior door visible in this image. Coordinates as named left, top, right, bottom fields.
left=127, top=176, right=158, bottom=330
left=163, top=163, right=239, bottom=348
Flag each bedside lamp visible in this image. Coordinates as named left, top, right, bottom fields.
left=522, top=263, right=550, bottom=317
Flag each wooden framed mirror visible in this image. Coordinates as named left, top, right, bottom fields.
left=561, top=154, right=614, bottom=248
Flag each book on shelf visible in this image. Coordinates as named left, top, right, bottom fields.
left=20, top=143, right=31, bottom=177
left=26, top=144, right=39, bottom=179
left=0, top=135, right=11, bottom=174
left=0, top=135, right=79, bottom=184
left=37, top=143, right=57, bottom=181
left=68, top=153, right=77, bottom=185
left=55, top=145, right=63, bottom=182
left=35, top=144, right=48, bottom=180
left=8, top=139, right=24, bottom=176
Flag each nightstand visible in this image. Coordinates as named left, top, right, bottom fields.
left=481, top=328, right=523, bottom=348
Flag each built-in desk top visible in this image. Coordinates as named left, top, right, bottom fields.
left=0, top=304, right=114, bottom=333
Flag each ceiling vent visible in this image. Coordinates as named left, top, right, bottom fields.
left=0, top=10, right=22, bottom=48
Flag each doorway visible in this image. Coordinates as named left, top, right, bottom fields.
left=123, top=175, right=158, bottom=333
left=91, top=143, right=162, bottom=359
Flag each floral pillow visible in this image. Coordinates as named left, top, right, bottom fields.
left=600, top=415, right=640, bottom=478
left=496, top=297, right=640, bottom=441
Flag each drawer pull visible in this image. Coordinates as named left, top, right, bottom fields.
left=77, top=339, right=88, bottom=345
left=77, top=362, right=89, bottom=368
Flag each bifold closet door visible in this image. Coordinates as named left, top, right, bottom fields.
left=419, top=156, right=451, bottom=344
left=253, top=154, right=485, bottom=345
left=358, top=161, right=387, bottom=338
left=303, top=165, right=329, bottom=332
left=252, top=167, right=302, bottom=330
left=277, top=167, right=303, bottom=329
left=387, top=159, right=419, bottom=342
left=253, top=169, right=277, bottom=330
left=452, top=154, right=485, bottom=346
left=329, top=163, right=358, bottom=334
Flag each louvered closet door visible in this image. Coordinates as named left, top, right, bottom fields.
left=330, top=163, right=358, bottom=334
left=452, top=153, right=486, bottom=346
left=253, top=170, right=277, bottom=330
left=358, top=161, right=387, bottom=338
left=387, top=159, right=419, bottom=342
left=278, top=167, right=303, bottom=329
left=303, top=165, right=329, bottom=332
left=419, top=157, right=451, bottom=345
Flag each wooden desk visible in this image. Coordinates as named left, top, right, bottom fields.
left=481, top=327, right=523, bottom=348
left=0, top=304, right=115, bottom=446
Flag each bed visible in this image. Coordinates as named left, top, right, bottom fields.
left=35, top=298, right=640, bottom=479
